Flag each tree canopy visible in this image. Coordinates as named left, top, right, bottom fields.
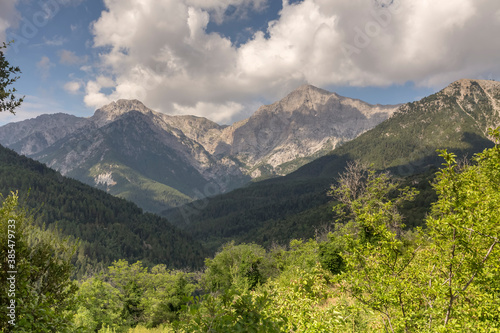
left=0, top=42, right=23, bottom=114
left=0, top=192, right=78, bottom=332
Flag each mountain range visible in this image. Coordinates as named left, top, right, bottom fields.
left=0, top=85, right=397, bottom=213
left=162, top=79, right=500, bottom=251
left=1, top=79, right=499, bottom=256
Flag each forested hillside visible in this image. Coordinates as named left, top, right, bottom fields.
left=0, top=144, right=207, bottom=274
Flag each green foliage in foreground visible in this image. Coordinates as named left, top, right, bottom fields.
left=74, top=260, right=196, bottom=332
left=76, top=240, right=361, bottom=333
left=0, top=193, right=77, bottom=332
left=329, top=128, right=500, bottom=332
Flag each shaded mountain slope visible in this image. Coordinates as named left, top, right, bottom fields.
left=0, top=144, right=207, bottom=273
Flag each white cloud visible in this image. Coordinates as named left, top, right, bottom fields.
left=36, top=56, right=55, bottom=80
left=85, top=0, right=500, bottom=123
left=84, top=80, right=112, bottom=108
left=80, top=65, right=93, bottom=73
left=96, top=76, right=115, bottom=88
left=237, top=0, right=345, bottom=86
left=43, top=35, right=68, bottom=46
left=64, top=81, right=82, bottom=94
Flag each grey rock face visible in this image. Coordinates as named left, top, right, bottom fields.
left=0, top=113, right=90, bottom=156
left=218, top=85, right=397, bottom=175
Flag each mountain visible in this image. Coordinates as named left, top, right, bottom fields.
left=0, top=143, right=207, bottom=275
left=33, top=108, right=228, bottom=213
left=291, top=79, right=500, bottom=179
left=163, top=79, right=500, bottom=252
left=0, top=85, right=396, bottom=213
left=0, top=113, right=89, bottom=155
left=209, top=85, right=397, bottom=178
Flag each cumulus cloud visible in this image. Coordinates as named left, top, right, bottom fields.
left=85, top=0, right=500, bottom=123
left=84, top=76, right=117, bottom=108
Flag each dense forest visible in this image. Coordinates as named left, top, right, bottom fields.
left=2, top=128, right=499, bottom=332
left=0, top=144, right=207, bottom=276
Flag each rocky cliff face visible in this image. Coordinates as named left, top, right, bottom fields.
left=0, top=84, right=398, bottom=212
left=219, top=85, right=397, bottom=176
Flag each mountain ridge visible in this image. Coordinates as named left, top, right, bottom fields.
left=162, top=79, right=500, bottom=252
left=2, top=79, right=499, bottom=251
left=0, top=83, right=406, bottom=212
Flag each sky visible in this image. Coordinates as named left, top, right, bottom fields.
left=1, top=0, right=499, bottom=126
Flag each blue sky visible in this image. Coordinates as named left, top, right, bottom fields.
left=1, top=0, right=499, bottom=125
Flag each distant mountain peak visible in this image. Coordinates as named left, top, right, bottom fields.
left=293, top=84, right=332, bottom=94
left=91, top=99, right=154, bottom=127
left=287, top=84, right=335, bottom=101
left=265, top=84, right=337, bottom=114
left=100, top=99, right=151, bottom=113
left=115, top=98, right=148, bottom=107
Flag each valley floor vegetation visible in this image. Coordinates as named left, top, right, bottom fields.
left=1, top=128, right=500, bottom=332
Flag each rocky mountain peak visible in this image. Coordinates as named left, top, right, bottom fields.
left=275, top=84, right=336, bottom=113
left=294, top=84, right=332, bottom=95
left=110, top=99, right=150, bottom=111
left=91, top=99, right=154, bottom=127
